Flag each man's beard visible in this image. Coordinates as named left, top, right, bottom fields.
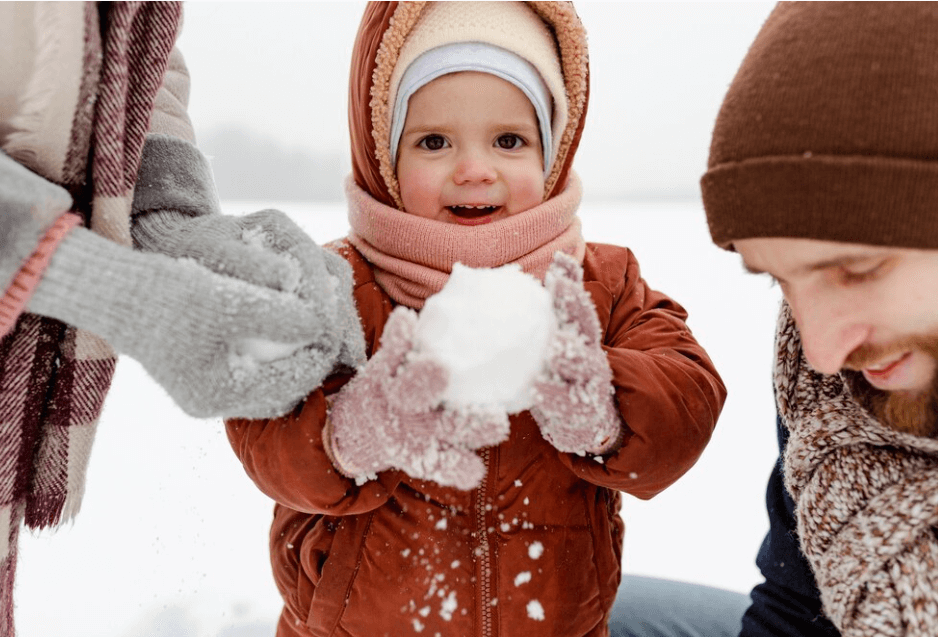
left=843, top=336, right=938, bottom=438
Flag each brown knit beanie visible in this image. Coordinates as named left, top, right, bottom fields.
left=701, top=2, right=938, bottom=250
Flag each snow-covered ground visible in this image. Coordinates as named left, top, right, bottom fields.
left=15, top=199, right=782, bottom=637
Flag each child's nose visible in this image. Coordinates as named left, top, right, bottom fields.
left=453, top=150, right=496, bottom=185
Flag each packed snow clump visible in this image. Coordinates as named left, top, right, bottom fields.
left=230, top=338, right=309, bottom=365
left=526, top=599, right=545, bottom=621
left=415, top=263, right=556, bottom=413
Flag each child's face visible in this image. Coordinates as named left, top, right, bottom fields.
left=396, top=71, right=545, bottom=226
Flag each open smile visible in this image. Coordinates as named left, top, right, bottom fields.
left=862, top=352, right=914, bottom=389
left=446, top=204, right=503, bottom=225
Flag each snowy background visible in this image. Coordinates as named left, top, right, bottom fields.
left=15, top=3, right=782, bottom=636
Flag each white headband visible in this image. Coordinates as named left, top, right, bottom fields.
left=389, top=42, right=554, bottom=174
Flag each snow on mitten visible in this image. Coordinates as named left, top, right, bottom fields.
left=326, top=306, right=510, bottom=490
left=531, top=252, right=622, bottom=456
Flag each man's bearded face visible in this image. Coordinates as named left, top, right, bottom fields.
left=846, top=336, right=938, bottom=437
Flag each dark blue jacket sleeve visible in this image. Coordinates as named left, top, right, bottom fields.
left=738, top=417, right=840, bottom=637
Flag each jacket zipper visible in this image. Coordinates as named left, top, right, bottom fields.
left=475, top=448, right=494, bottom=637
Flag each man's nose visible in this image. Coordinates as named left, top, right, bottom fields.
left=453, top=149, right=496, bottom=185
left=788, top=289, right=872, bottom=375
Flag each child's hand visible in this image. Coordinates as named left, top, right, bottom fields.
left=326, top=306, right=510, bottom=490
left=531, top=252, right=623, bottom=456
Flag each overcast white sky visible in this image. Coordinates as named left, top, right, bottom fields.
left=177, top=1, right=776, bottom=200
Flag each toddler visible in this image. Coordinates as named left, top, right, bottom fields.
left=226, top=3, right=726, bottom=636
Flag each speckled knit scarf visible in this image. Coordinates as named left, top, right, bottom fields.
left=0, top=4, right=181, bottom=634
left=345, top=172, right=586, bottom=309
left=775, top=301, right=938, bottom=636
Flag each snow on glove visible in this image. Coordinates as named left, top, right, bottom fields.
left=530, top=252, right=622, bottom=456
left=28, top=227, right=347, bottom=419
left=134, top=207, right=365, bottom=370
left=326, top=306, right=511, bottom=490
left=131, top=134, right=366, bottom=371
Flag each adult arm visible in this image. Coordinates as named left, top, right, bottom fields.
left=128, top=46, right=365, bottom=413
left=0, top=46, right=364, bottom=418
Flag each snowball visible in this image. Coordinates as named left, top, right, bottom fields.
left=514, top=571, right=532, bottom=586
left=528, top=541, right=544, bottom=560
left=526, top=599, right=545, bottom=621
left=415, top=263, right=556, bottom=413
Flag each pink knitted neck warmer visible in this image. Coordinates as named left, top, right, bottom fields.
left=346, top=173, right=586, bottom=308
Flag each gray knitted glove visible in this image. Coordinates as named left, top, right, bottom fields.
left=131, top=134, right=364, bottom=371
left=28, top=227, right=348, bottom=418
left=133, top=208, right=363, bottom=371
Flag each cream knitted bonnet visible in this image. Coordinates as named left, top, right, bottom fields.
left=387, top=1, right=568, bottom=174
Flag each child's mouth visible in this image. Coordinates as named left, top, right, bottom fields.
left=447, top=204, right=502, bottom=225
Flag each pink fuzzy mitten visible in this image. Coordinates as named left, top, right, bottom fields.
left=326, top=306, right=510, bottom=490
left=531, top=252, right=622, bottom=456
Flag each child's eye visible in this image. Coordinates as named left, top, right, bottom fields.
left=418, top=134, right=448, bottom=151
left=495, top=134, right=525, bottom=150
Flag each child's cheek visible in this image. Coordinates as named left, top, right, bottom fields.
left=514, top=174, right=546, bottom=213
left=399, top=176, right=439, bottom=219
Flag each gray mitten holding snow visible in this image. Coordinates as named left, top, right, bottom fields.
left=530, top=252, right=622, bottom=455
left=131, top=134, right=365, bottom=371
left=28, top=227, right=346, bottom=418
left=326, top=306, right=511, bottom=490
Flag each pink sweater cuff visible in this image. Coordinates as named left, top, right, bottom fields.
left=0, top=213, right=83, bottom=337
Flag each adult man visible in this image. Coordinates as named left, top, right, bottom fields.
left=0, top=3, right=362, bottom=634
left=702, top=2, right=938, bottom=636
left=614, top=3, right=938, bottom=637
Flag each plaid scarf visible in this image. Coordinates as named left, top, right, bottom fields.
left=775, top=302, right=938, bottom=636
left=0, top=3, right=181, bottom=634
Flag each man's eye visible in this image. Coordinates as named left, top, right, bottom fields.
left=839, top=260, right=887, bottom=285
left=418, top=135, right=447, bottom=151
left=496, top=134, right=524, bottom=150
